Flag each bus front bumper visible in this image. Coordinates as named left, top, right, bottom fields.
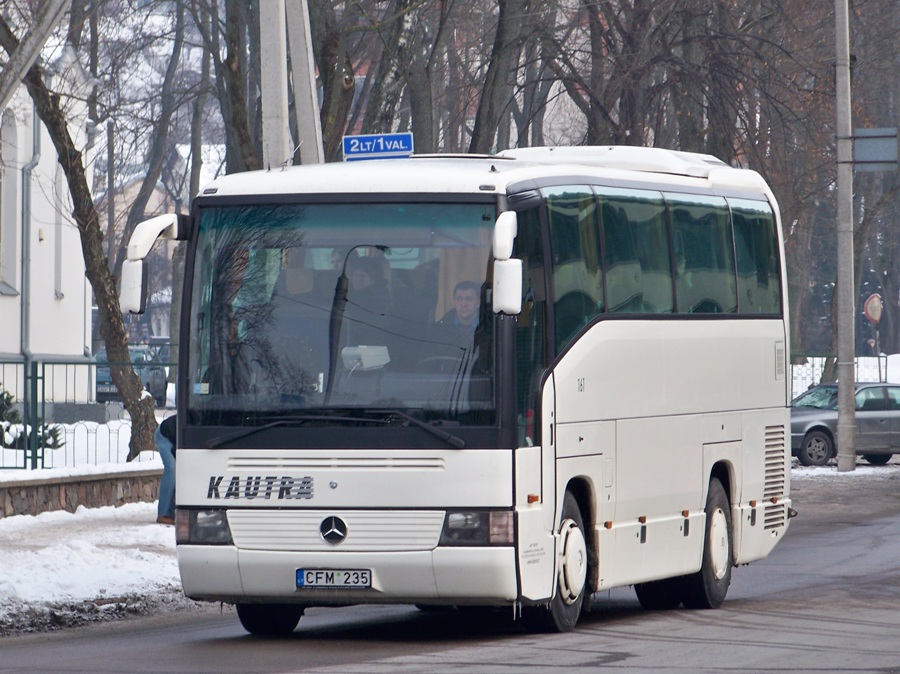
left=177, top=545, right=519, bottom=606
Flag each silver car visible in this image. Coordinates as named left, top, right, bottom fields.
left=791, top=382, right=900, bottom=466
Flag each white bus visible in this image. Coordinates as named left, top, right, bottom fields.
left=122, top=146, right=793, bottom=635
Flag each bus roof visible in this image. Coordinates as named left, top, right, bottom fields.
left=196, top=146, right=772, bottom=200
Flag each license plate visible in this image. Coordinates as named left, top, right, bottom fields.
left=296, top=568, right=371, bottom=589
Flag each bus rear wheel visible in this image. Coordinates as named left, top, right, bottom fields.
left=634, top=577, right=683, bottom=610
left=236, top=603, right=305, bottom=636
left=681, top=478, right=732, bottom=609
left=524, top=491, right=588, bottom=633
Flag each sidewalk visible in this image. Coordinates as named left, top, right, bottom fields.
left=0, top=500, right=182, bottom=634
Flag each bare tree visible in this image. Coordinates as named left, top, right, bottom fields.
left=112, top=6, right=186, bottom=283
left=469, top=0, right=530, bottom=153
left=0, top=14, right=158, bottom=460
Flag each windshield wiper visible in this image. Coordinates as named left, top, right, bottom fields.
left=205, top=414, right=388, bottom=448
left=205, top=410, right=465, bottom=450
left=375, top=409, right=466, bottom=449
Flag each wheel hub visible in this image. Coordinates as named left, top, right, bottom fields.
left=557, top=518, right=587, bottom=605
left=807, top=437, right=828, bottom=462
left=709, top=507, right=730, bottom=580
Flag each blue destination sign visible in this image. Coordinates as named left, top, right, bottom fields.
left=342, top=132, right=414, bottom=161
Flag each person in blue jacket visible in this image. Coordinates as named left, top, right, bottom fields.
left=155, top=415, right=176, bottom=525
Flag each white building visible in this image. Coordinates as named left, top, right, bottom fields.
left=0, top=48, right=95, bottom=405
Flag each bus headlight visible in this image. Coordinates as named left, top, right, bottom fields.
left=439, top=511, right=514, bottom=546
left=176, top=509, right=233, bottom=545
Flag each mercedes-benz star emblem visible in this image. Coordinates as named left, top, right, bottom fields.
left=319, top=516, right=347, bottom=544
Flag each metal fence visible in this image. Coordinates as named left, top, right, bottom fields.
left=0, top=357, right=172, bottom=471
left=790, top=355, right=889, bottom=399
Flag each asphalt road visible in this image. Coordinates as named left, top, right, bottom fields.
left=2, top=465, right=899, bottom=674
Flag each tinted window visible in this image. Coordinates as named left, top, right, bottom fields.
left=730, top=198, right=780, bottom=314
left=544, top=187, right=602, bottom=351
left=599, top=188, right=672, bottom=313
left=514, top=207, right=547, bottom=446
left=667, top=193, right=736, bottom=313
left=189, top=202, right=497, bottom=426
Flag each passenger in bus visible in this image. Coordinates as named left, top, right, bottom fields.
left=438, top=280, right=481, bottom=343
left=348, top=255, right=389, bottom=313
left=421, top=280, right=483, bottom=373
left=345, top=255, right=391, bottom=348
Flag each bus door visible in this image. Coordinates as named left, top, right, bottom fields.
left=516, top=372, right=558, bottom=601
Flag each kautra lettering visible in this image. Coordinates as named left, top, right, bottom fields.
left=206, top=475, right=313, bottom=500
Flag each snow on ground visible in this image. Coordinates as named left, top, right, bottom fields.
left=0, top=501, right=183, bottom=635
left=0, top=502, right=177, bottom=604
left=790, top=461, right=900, bottom=480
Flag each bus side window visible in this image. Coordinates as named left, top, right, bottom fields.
left=730, top=199, right=781, bottom=314
left=666, top=194, right=736, bottom=314
left=545, top=186, right=601, bottom=352
left=600, top=202, right=642, bottom=313
left=514, top=207, right=546, bottom=447
left=597, top=188, right=672, bottom=315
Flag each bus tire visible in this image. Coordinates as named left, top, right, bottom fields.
left=236, top=603, right=305, bottom=636
left=634, top=577, right=683, bottom=610
left=682, top=478, right=732, bottom=609
left=524, top=491, right=588, bottom=632
left=798, top=430, right=833, bottom=466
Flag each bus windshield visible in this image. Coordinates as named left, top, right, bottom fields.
left=187, top=201, right=496, bottom=427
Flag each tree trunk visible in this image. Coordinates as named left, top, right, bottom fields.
left=308, top=0, right=355, bottom=161
left=361, top=0, right=410, bottom=135
left=469, top=0, right=527, bottom=154
left=0, top=19, right=157, bottom=461
left=222, top=0, right=262, bottom=172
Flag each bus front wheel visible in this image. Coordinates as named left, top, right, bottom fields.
left=236, top=603, right=305, bottom=636
left=524, top=491, right=588, bottom=633
left=681, top=478, right=732, bottom=609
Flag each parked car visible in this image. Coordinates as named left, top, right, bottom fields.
left=95, top=345, right=168, bottom=407
left=148, top=335, right=173, bottom=364
left=790, top=382, right=900, bottom=466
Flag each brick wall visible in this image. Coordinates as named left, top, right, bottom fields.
left=0, top=469, right=162, bottom=519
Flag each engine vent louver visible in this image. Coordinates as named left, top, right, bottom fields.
left=763, top=425, right=788, bottom=530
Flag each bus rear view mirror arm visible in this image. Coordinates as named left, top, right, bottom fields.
left=120, top=213, right=189, bottom=314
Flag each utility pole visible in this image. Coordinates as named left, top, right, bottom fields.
left=259, top=0, right=323, bottom=169
left=259, top=0, right=291, bottom=170
left=834, top=0, right=856, bottom=473
left=286, top=0, right=324, bottom=165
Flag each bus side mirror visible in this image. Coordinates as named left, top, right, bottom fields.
left=493, top=211, right=517, bottom=260
left=492, top=211, right=522, bottom=315
left=493, top=259, right=522, bottom=315
left=120, top=259, right=149, bottom=314
left=120, top=213, right=188, bottom=314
